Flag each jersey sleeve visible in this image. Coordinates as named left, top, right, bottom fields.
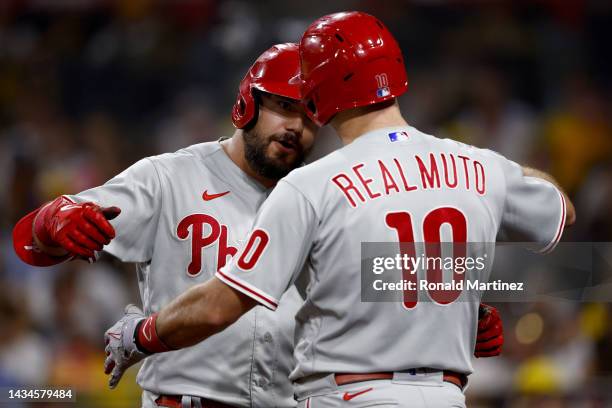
left=497, top=157, right=566, bottom=254
left=68, top=158, right=162, bottom=262
left=216, top=180, right=317, bottom=310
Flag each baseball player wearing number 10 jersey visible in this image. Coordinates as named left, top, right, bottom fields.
left=215, top=13, right=575, bottom=407
left=217, top=13, right=573, bottom=406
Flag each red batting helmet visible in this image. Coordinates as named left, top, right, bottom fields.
left=232, top=43, right=301, bottom=129
left=300, top=11, right=408, bottom=126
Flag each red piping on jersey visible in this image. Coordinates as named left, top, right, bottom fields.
left=216, top=270, right=278, bottom=309
left=538, top=188, right=566, bottom=254
left=543, top=190, right=566, bottom=254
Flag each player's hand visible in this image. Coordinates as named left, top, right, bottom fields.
left=104, top=304, right=148, bottom=389
left=34, top=196, right=121, bottom=260
left=474, top=303, right=503, bottom=358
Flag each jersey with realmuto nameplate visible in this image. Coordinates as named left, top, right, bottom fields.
left=68, top=141, right=302, bottom=407
left=217, top=126, right=566, bottom=381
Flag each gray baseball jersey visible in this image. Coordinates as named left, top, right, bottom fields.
left=218, top=126, right=566, bottom=381
left=70, top=142, right=301, bottom=407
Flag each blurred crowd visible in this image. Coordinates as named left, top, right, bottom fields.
left=0, top=1, right=611, bottom=407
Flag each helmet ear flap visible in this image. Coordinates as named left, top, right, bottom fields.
left=237, top=96, right=246, bottom=116
left=241, top=90, right=262, bottom=131
left=232, top=85, right=257, bottom=129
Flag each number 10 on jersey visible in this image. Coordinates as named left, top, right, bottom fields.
left=385, top=207, right=467, bottom=308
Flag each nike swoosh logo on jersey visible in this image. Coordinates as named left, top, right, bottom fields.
left=202, top=190, right=230, bottom=201
left=342, top=387, right=373, bottom=401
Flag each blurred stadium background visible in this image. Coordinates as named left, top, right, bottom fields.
left=0, top=0, right=611, bottom=407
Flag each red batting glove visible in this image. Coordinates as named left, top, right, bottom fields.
left=474, top=303, right=503, bottom=358
left=33, top=196, right=121, bottom=260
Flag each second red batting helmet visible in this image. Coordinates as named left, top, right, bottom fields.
left=299, top=11, right=408, bottom=126
left=232, top=43, right=301, bottom=129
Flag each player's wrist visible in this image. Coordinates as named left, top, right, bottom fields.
left=32, top=200, right=70, bottom=256
left=134, top=314, right=172, bottom=354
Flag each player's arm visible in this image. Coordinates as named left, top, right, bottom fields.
left=13, top=195, right=120, bottom=266
left=156, top=277, right=257, bottom=348
left=497, top=158, right=575, bottom=253
left=103, top=283, right=256, bottom=388
left=13, top=158, right=161, bottom=266
left=521, top=166, right=575, bottom=226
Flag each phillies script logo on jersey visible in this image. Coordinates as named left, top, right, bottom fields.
left=177, top=214, right=238, bottom=276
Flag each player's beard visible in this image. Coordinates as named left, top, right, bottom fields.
left=243, top=129, right=306, bottom=180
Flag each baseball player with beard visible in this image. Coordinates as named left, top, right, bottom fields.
left=13, top=43, right=317, bottom=408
